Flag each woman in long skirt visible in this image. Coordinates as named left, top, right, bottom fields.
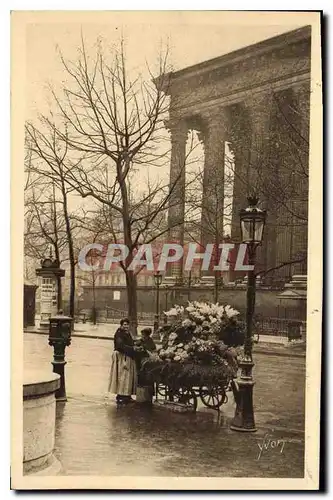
left=107, top=318, right=138, bottom=405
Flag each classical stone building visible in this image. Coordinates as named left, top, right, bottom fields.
left=155, top=26, right=310, bottom=283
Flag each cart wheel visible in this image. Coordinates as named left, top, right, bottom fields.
left=156, top=383, right=167, bottom=399
left=174, top=387, right=198, bottom=412
left=199, top=386, right=227, bottom=409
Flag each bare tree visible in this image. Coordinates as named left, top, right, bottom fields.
left=28, top=37, right=203, bottom=332
left=25, top=123, right=79, bottom=316
left=24, top=180, right=69, bottom=308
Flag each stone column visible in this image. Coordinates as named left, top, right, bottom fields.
left=230, top=140, right=251, bottom=283
left=230, top=103, right=252, bottom=244
left=292, top=82, right=310, bottom=140
left=199, top=110, right=229, bottom=280
left=166, top=119, right=188, bottom=279
left=200, top=109, right=228, bottom=250
left=291, top=83, right=310, bottom=276
left=245, top=92, right=275, bottom=278
left=272, top=84, right=309, bottom=279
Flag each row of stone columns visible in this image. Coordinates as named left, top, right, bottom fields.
left=166, top=83, right=309, bottom=281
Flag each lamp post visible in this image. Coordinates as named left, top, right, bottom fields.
left=49, top=311, right=73, bottom=401
left=230, top=196, right=266, bottom=432
left=187, top=271, right=192, bottom=302
left=164, top=290, right=169, bottom=325
left=153, top=271, right=163, bottom=336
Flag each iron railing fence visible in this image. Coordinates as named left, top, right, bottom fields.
left=74, top=306, right=306, bottom=340
left=253, top=316, right=306, bottom=340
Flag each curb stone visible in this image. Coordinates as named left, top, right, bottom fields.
left=24, top=330, right=305, bottom=358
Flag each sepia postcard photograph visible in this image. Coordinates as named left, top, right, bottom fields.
left=11, top=9, right=323, bottom=490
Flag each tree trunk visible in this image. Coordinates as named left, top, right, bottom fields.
left=214, top=239, right=220, bottom=303
left=214, top=274, right=218, bottom=303
left=69, top=261, right=75, bottom=318
left=125, top=270, right=138, bottom=335
left=52, top=189, right=62, bottom=311
left=119, top=159, right=138, bottom=334
left=57, top=277, right=62, bottom=311
left=60, top=176, right=75, bottom=320
left=54, top=244, right=62, bottom=310
left=92, top=274, right=97, bottom=325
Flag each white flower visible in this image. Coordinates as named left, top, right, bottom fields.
left=182, top=319, right=193, bottom=328
left=224, top=305, right=240, bottom=318
left=164, top=307, right=177, bottom=316
left=165, top=305, right=184, bottom=316
left=169, top=332, right=178, bottom=341
left=174, top=355, right=181, bottom=361
left=216, top=305, right=225, bottom=318
left=211, top=322, right=221, bottom=334
left=165, top=346, right=176, bottom=355
left=209, top=303, right=220, bottom=316
left=198, top=303, right=211, bottom=316
left=185, top=305, right=196, bottom=313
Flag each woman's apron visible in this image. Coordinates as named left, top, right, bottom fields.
left=108, top=350, right=137, bottom=396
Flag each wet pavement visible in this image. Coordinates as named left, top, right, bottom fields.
left=24, top=333, right=305, bottom=477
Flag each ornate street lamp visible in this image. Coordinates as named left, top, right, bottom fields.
left=153, top=271, right=163, bottom=336
left=230, top=196, right=266, bottom=432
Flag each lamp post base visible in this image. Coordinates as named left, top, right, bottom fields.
left=51, top=360, right=67, bottom=402
left=153, top=315, right=160, bottom=340
left=230, top=357, right=257, bottom=432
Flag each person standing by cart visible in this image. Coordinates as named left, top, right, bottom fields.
left=134, top=327, right=157, bottom=402
left=107, top=318, right=142, bottom=405
left=136, top=327, right=157, bottom=353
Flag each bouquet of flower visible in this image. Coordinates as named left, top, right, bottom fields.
left=164, top=301, right=244, bottom=343
left=156, top=301, right=244, bottom=368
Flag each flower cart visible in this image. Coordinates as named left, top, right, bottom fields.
left=139, top=302, right=245, bottom=413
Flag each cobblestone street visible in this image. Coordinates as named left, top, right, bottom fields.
left=24, top=333, right=305, bottom=477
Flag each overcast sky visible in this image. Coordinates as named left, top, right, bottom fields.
left=26, top=12, right=306, bottom=118
left=24, top=12, right=307, bottom=215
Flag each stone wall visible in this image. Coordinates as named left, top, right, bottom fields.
left=77, top=285, right=306, bottom=321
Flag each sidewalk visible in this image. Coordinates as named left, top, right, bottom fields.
left=24, top=323, right=306, bottom=358
left=24, top=333, right=305, bottom=477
